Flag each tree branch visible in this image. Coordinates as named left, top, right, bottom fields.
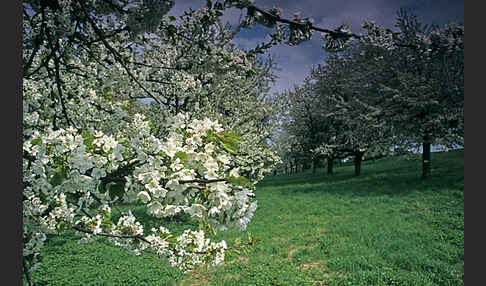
left=23, top=258, right=34, bottom=286
left=249, top=5, right=361, bottom=39
left=179, top=178, right=227, bottom=184
left=72, top=225, right=151, bottom=244
left=53, top=47, right=74, bottom=126
left=85, top=15, right=162, bottom=105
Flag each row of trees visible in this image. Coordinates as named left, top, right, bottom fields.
left=273, top=10, right=464, bottom=179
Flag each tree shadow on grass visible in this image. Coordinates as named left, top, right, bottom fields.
left=259, top=150, right=463, bottom=192
left=257, top=157, right=414, bottom=189
left=257, top=170, right=464, bottom=200
left=44, top=234, right=74, bottom=248
left=258, top=158, right=463, bottom=199
left=257, top=171, right=356, bottom=188
left=282, top=171, right=462, bottom=198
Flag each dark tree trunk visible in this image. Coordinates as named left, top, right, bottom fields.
left=422, top=135, right=431, bottom=179
left=327, top=156, right=334, bottom=175
left=354, top=151, right=365, bottom=176
left=312, top=157, right=319, bottom=174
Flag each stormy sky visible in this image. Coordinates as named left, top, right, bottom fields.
left=167, top=0, right=464, bottom=96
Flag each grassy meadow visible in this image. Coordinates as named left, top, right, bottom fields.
left=28, top=149, right=464, bottom=285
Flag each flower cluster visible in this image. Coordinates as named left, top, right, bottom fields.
left=360, top=21, right=396, bottom=50
left=23, top=111, right=260, bottom=272
left=169, top=230, right=227, bottom=271
left=124, top=113, right=259, bottom=233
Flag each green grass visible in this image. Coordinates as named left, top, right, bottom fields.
left=28, top=149, right=464, bottom=285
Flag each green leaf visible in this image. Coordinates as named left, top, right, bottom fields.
left=106, top=182, right=125, bottom=200
left=102, top=87, right=114, bottom=100
left=56, top=221, right=71, bottom=232
left=219, top=132, right=241, bottom=141
left=81, top=130, right=94, bottom=150
left=174, top=151, right=187, bottom=163
left=98, top=182, right=107, bottom=194
left=227, top=176, right=252, bottom=188
left=214, top=132, right=241, bottom=155
left=219, top=141, right=238, bottom=155
left=246, top=69, right=256, bottom=77
left=50, top=166, right=68, bottom=186
left=100, top=218, right=113, bottom=231
left=65, top=191, right=83, bottom=203
left=167, top=24, right=177, bottom=37
left=31, top=138, right=42, bottom=146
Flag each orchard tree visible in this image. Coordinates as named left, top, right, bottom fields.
left=270, top=129, right=293, bottom=175
left=297, top=44, right=393, bottom=177
left=278, top=82, right=328, bottom=174
left=276, top=48, right=390, bottom=177
left=375, top=10, right=464, bottom=178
